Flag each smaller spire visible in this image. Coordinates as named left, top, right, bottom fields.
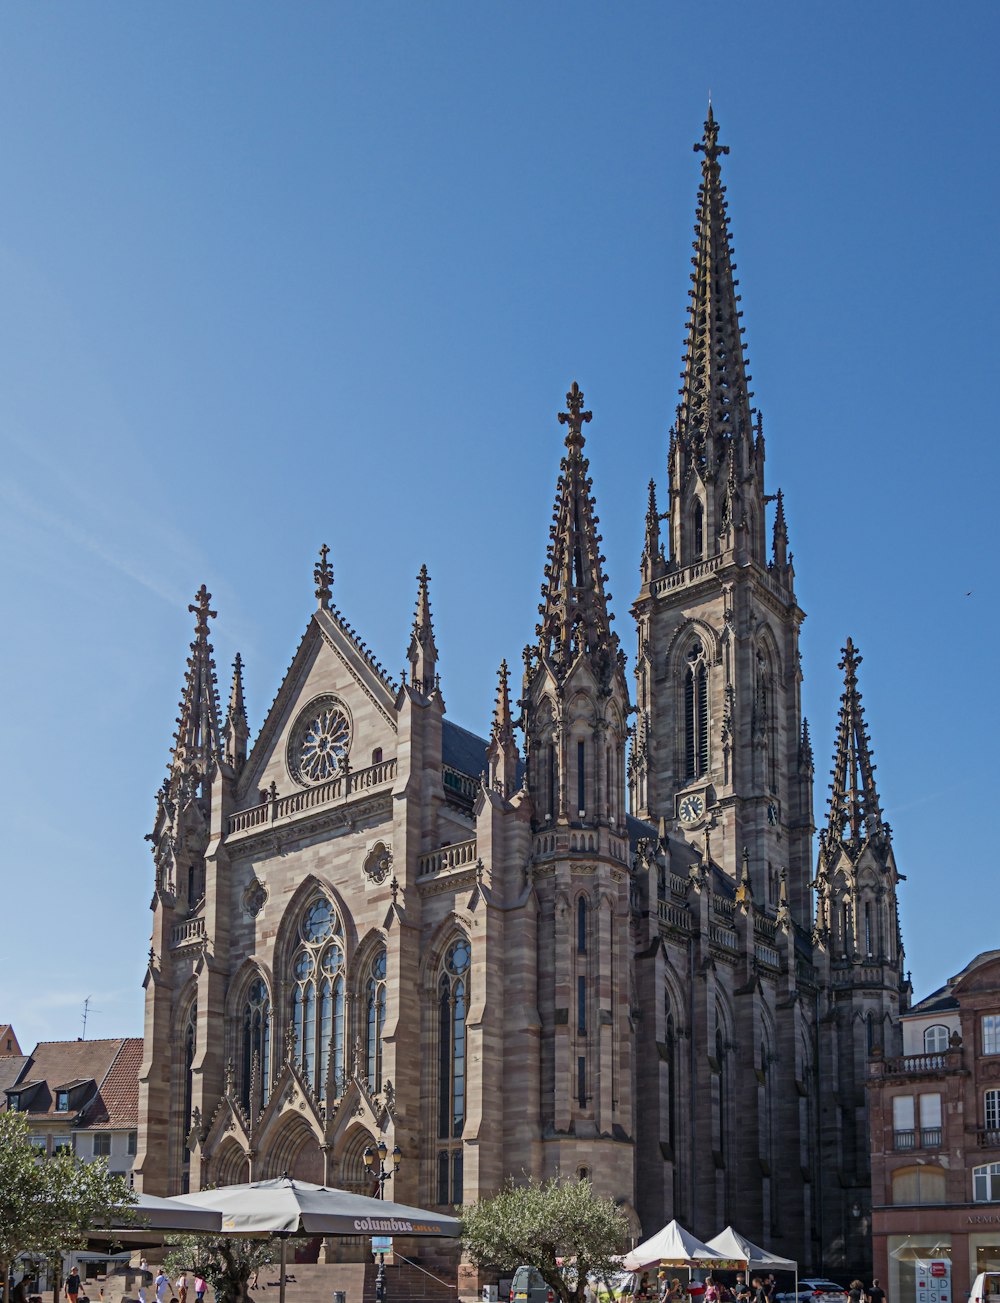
left=314, top=544, right=333, bottom=610
left=799, top=716, right=814, bottom=773
left=407, top=564, right=438, bottom=694
left=824, top=638, right=886, bottom=853
left=735, top=845, right=754, bottom=905
left=486, top=659, right=520, bottom=799
left=170, top=585, right=223, bottom=779
left=223, top=652, right=249, bottom=773
left=492, top=659, right=515, bottom=747
left=772, top=488, right=789, bottom=568
left=641, top=479, right=665, bottom=582
left=776, top=867, right=791, bottom=929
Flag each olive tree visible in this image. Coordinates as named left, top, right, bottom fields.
left=163, top=1236, right=278, bottom=1303
left=0, top=1111, right=136, bottom=1303
left=462, top=1176, right=629, bottom=1303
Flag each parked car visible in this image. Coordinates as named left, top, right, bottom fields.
left=510, top=1265, right=555, bottom=1303
left=969, top=1273, right=1000, bottom=1303
left=777, top=1281, right=848, bottom=1303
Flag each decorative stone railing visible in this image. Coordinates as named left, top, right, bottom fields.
left=713, top=896, right=735, bottom=919
left=651, top=555, right=723, bottom=595
left=658, top=900, right=692, bottom=933
left=978, top=1128, right=1000, bottom=1149
left=442, top=765, right=479, bottom=809
left=227, top=758, right=397, bottom=835
left=754, top=942, right=781, bottom=970
left=755, top=914, right=778, bottom=940
left=171, top=917, right=206, bottom=948
left=709, top=924, right=739, bottom=953
left=869, top=1049, right=962, bottom=1078
left=418, top=838, right=478, bottom=877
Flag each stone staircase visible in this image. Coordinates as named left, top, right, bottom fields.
left=250, top=1260, right=459, bottom=1303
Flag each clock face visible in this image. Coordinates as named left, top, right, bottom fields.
left=679, top=794, right=705, bottom=825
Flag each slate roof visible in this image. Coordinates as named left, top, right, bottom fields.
left=442, top=720, right=489, bottom=778
left=81, top=1038, right=143, bottom=1130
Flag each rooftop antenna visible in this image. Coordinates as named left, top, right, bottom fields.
left=81, top=996, right=101, bottom=1040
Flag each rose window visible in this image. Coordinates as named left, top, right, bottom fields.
left=288, top=696, right=352, bottom=786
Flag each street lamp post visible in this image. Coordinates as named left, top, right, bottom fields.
left=364, top=1138, right=402, bottom=1303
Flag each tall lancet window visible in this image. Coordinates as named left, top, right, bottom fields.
left=365, top=946, right=387, bottom=1090
left=437, top=938, right=470, bottom=1205
left=181, top=1001, right=197, bottom=1192
left=685, top=640, right=709, bottom=780
left=241, top=977, right=271, bottom=1112
left=693, top=500, right=705, bottom=560
left=290, top=896, right=346, bottom=1101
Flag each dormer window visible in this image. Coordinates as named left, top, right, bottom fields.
left=55, top=1090, right=70, bottom=1113
left=8, top=1092, right=20, bottom=1112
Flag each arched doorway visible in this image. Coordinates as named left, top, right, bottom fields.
left=326, top=1126, right=377, bottom=1263
left=263, top=1117, right=326, bottom=1263
left=213, top=1139, right=250, bottom=1187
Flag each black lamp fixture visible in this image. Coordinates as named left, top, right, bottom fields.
left=363, top=1137, right=402, bottom=1303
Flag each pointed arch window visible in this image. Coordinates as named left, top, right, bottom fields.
left=437, top=938, right=470, bottom=1206
left=290, top=896, right=346, bottom=1101
left=365, top=947, right=387, bottom=1090
left=715, top=1026, right=727, bottom=1165
left=685, top=640, right=709, bottom=780
left=577, top=897, right=587, bottom=954
left=241, top=978, right=271, bottom=1113
left=693, top=500, right=704, bottom=560
left=181, top=1001, right=197, bottom=1193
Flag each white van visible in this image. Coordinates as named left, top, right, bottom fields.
left=969, top=1273, right=1000, bottom=1303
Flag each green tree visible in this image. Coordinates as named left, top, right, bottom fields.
left=0, top=1111, right=136, bottom=1303
left=461, top=1177, right=629, bottom=1303
left=163, top=1236, right=277, bottom=1303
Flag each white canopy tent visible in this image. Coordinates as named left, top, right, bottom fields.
left=621, top=1220, right=738, bottom=1272
left=706, top=1227, right=798, bottom=1301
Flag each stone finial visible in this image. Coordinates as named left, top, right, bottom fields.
left=694, top=101, right=730, bottom=165
left=223, top=652, right=250, bottom=771
left=170, top=585, right=223, bottom=779
left=557, top=381, right=593, bottom=448
left=735, top=845, right=754, bottom=905
left=314, top=543, right=333, bottom=610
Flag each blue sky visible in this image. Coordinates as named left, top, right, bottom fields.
left=0, top=3, right=996, bottom=1047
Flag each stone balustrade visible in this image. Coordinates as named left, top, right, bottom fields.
left=227, top=758, right=397, bottom=835
left=417, top=838, right=478, bottom=877
left=171, top=917, right=206, bottom=948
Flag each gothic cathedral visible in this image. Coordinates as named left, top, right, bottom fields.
left=136, top=110, right=909, bottom=1274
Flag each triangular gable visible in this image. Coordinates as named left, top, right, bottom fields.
left=238, top=610, right=398, bottom=802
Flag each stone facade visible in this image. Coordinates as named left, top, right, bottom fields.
left=136, top=110, right=909, bottom=1274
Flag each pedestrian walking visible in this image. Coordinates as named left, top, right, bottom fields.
left=194, top=1277, right=207, bottom=1303
left=64, top=1270, right=81, bottom=1303
left=175, top=1273, right=188, bottom=1303
left=848, top=1281, right=866, bottom=1303
left=154, top=1271, right=169, bottom=1303
left=869, top=1281, right=886, bottom=1303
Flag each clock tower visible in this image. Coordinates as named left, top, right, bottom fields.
left=631, top=107, right=815, bottom=921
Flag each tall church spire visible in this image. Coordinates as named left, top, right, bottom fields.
left=407, top=563, right=438, bottom=694
left=486, top=659, right=519, bottom=799
left=679, top=104, right=752, bottom=453
left=533, top=382, right=622, bottom=687
left=170, top=585, right=223, bottom=779
left=668, top=107, right=765, bottom=568
left=824, top=638, right=886, bottom=854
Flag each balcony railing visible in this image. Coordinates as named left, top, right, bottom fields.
left=869, top=1048, right=962, bottom=1078
left=894, top=1127, right=942, bottom=1150
left=978, top=1128, right=1000, bottom=1148
left=227, top=758, right=397, bottom=835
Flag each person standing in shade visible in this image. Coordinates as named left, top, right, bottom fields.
left=848, top=1281, right=866, bottom=1303
left=869, top=1280, right=886, bottom=1303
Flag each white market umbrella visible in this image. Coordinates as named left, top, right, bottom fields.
left=622, top=1219, right=734, bottom=1272
left=173, top=1176, right=461, bottom=1303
